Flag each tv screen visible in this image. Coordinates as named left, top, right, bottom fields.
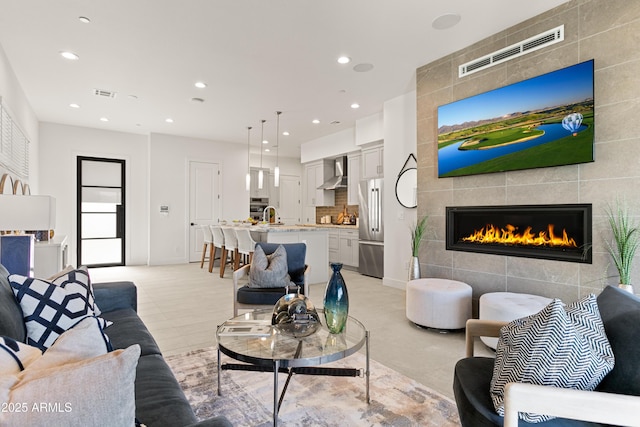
left=437, top=59, right=594, bottom=178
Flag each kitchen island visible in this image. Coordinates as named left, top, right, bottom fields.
left=250, top=224, right=357, bottom=284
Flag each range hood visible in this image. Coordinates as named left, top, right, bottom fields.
left=318, top=156, right=348, bottom=190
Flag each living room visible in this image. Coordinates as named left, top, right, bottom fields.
left=1, top=0, right=640, bottom=425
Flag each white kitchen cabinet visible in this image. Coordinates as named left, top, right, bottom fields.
left=250, top=168, right=270, bottom=198
left=347, top=153, right=361, bottom=205
left=303, top=160, right=335, bottom=207
left=361, top=144, right=384, bottom=179
left=328, top=231, right=339, bottom=263
left=338, top=229, right=359, bottom=267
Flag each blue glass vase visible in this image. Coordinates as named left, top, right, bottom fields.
left=323, top=263, right=349, bottom=334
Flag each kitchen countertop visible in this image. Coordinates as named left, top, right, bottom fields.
left=248, top=223, right=358, bottom=232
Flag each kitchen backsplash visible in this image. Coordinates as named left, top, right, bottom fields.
left=315, top=187, right=359, bottom=224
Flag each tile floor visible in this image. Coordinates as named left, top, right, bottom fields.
left=90, top=262, right=493, bottom=400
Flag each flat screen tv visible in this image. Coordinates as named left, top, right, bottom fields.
left=437, top=59, right=594, bottom=178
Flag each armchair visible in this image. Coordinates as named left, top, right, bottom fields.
left=454, top=285, right=640, bottom=427
left=232, top=242, right=309, bottom=316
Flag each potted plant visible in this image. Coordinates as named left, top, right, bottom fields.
left=604, top=200, right=640, bottom=293
left=409, top=215, right=428, bottom=280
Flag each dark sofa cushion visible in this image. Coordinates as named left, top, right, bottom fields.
left=101, top=308, right=161, bottom=357
left=236, top=285, right=290, bottom=305
left=0, top=264, right=26, bottom=341
left=595, top=285, right=640, bottom=395
left=135, top=354, right=198, bottom=427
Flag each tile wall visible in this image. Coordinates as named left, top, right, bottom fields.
left=416, top=0, right=640, bottom=311
left=315, top=188, right=359, bottom=224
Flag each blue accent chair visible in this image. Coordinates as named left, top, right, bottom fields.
left=232, top=242, right=308, bottom=317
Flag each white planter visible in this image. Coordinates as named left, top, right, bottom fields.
left=618, top=284, right=634, bottom=294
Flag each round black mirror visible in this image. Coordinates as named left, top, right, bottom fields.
left=395, top=167, right=417, bottom=208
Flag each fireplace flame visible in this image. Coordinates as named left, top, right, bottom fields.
left=461, top=224, right=577, bottom=248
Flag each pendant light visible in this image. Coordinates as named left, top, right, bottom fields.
left=245, top=126, right=252, bottom=191
left=258, top=119, right=265, bottom=190
left=274, top=111, right=281, bottom=187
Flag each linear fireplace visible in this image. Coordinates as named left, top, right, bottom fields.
left=446, top=204, right=592, bottom=263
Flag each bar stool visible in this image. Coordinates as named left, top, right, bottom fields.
left=235, top=227, right=256, bottom=267
left=220, top=227, right=239, bottom=277
left=199, top=225, right=214, bottom=270
left=210, top=225, right=225, bottom=273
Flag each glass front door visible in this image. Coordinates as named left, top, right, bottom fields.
left=77, top=156, right=125, bottom=267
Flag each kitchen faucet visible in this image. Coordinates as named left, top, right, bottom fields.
left=263, top=205, right=279, bottom=223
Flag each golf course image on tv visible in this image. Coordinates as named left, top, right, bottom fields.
left=437, top=59, right=594, bottom=178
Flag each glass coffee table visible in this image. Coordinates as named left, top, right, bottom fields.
left=216, top=309, right=370, bottom=427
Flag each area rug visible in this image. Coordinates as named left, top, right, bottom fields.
left=166, top=347, right=460, bottom=426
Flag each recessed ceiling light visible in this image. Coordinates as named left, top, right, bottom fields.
left=165, top=118, right=174, bottom=123
left=69, top=103, right=80, bottom=109
left=194, top=82, right=207, bottom=89
left=78, top=16, right=91, bottom=24
left=60, top=51, right=79, bottom=60
left=282, top=131, right=290, bottom=136
left=262, top=139, right=269, bottom=144
left=312, top=119, right=320, bottom=124
left=353, top=63, right=374, bottom=72
left=100, top=117, right=109, bottom=122
left=337, top=56, right=351, bottom=64
left=265, top=148, right=270, bottom=152
left=432, top=13, right=461, bottom=30
left=351, top=103, right=360, bottom=109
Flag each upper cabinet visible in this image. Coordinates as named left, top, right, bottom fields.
left=347, top=153, right=361, bottom=205
left=249, top=168, right=270, bottom=198
left=361, top=144, right=384, bottom=179
left=303, top=160, right=335, bottom=207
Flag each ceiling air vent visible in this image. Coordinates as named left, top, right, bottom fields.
left=93, top=88, right=117, bottom=99
left=459, top=25, right=564, bottom=78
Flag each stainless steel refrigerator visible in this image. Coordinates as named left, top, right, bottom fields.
left=358, top=179, right=384, bottom=278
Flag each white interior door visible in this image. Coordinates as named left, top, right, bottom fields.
left=189, top=161, right=219, bottom=262
left=278, top=175, right=300, bottom=224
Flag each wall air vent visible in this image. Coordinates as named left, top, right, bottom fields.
left=93, top=89, right=117, bottom=98
left=459, top=25, right=564, bottom=78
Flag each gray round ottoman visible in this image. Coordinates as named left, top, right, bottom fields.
left=406, top=278, right=472, bottom=329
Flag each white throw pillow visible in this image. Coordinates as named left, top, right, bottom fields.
left=0, top=345, right=140, bottom=427
left=0, top=337, right=41, bottom=375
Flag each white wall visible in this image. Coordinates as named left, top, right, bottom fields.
left=38, top=122, right=149, bottom=266
left=148, top=133, right=248, bottom=265
left=300, top=128, right=358, bottom=163
left=0, top=44, right=39, bottom=192
left=355, top=112, right=384, bottom=146
left=382, top=91, right=417, bottom=289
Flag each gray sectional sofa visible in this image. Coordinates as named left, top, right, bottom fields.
left=0, top=265, right=231, bottom=427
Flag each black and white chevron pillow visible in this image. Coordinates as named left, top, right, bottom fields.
left=490, top=294, right=614, bottom=423
left=9, top=273, right=112, bottom=351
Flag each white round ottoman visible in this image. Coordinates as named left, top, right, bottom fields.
left=406, top=278, right=472, bottom=329
left=479, top=292, right=553, bottom=349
